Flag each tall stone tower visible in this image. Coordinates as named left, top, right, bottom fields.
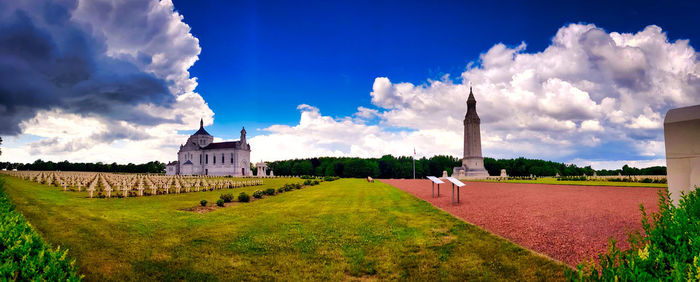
left=453, top=87, right=490, bottom=178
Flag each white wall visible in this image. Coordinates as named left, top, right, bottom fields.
left=664, top=105, right=700, bottom=204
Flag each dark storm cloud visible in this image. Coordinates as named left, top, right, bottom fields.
left=0, top=0, right=175, bottom=135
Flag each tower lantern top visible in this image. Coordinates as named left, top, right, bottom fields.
left=467, top=87, right=476, bottom=107
left=465, top=87, right=480, bottom=122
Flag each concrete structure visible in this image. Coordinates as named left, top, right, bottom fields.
left=664, top=104, right=700, bottom=204
left=453, top=87, right=490, bottom=179
left=166, top=119, right=251, bottom=176
left=500, top=169, right=508, bottom=177
left=255, top=162, right=268, bottom=177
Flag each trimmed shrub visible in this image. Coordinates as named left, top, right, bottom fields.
left=284, top=184, right=293, bottom=192
left=253, top=190, right=263, bottom=199
left=323, top=176, right=339, bottom=182
left=277, top=187, right=285, bottom=193
left=303, top=179, right=312, bottom=185
left=264, top=188, right=275, bottom=196
left=238, top=192, right=250, bottom=202
left=294, top=183, right=302, bottom=189
left=220, top=193, right=234, bottom=203
left=557, top=176, right=587, bottom=181
left=312, top=180, right=320, bottom=185
left=200, top=200, right=207, bottom=206
left=216, top=199, right=224, bottom=207
left=0, top=179, right=82, bottom=280
left=569, top=188, right=700, bottom=280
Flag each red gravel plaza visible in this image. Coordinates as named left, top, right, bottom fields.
left=381, top=179, right=663, bottom=267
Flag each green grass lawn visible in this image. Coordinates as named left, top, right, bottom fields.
left=2, top=176, right=567, bottom=281
left=464, top=177, right=667, bottom=188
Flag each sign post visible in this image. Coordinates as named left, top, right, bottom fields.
left=426, top=176, right=444, bottom=198
left=445, top=177, right=466, bottom=205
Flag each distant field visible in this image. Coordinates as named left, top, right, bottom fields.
left=2, top=175, right=567, bottom=281
left=463, top=177, right=667, bottom=188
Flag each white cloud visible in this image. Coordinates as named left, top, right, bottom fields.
left=354, top=106, right=379, bottom=120
left=3, top=22, right=698, bottom=171
left=249, top=105, right=460, bottom=162
left=580, top=120, right=603, bottom=132
left=1, top=0, right=213, bottom=164
left=250, top=23, right=699, bottom=167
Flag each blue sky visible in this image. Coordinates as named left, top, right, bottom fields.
left=172, top=0, right=700, bottom=138
left=1, top=0, right=698, bottom=169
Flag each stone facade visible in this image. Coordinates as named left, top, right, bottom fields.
left=453, top=87, right=490, bottom=179
left=166, top=119, right=251, bottom=176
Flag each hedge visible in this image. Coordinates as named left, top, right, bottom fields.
left=570, top=187, right=700, bottom=280
left=0, top=178, right=82, bottom=280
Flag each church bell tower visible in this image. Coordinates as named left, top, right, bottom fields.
left=240, top=127, right=247, bottom=147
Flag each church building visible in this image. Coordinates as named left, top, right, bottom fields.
left=453, top=87, right=490, bottom=178
left=166, top=119, right=251, bottom=176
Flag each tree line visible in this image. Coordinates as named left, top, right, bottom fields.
left=268, top=155, right=460, bottom=179
left=0, top=159, right=166, bottom=174
left=0, top=156, right=666, bottom=177
left=268, top=155, right=666, bottom=178
left=483, top=157, right=665, bottom=177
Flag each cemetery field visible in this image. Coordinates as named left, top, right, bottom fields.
left=1, top=175, right=568, bottom=281
left=465, top=177, right=667, bottom=188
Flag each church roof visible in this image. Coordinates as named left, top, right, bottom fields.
left=193, top=118, right=212, bottom=136
left=193, top=127, right=211, bottom=136
left=202, top=141, right=240, bottom=150
left=166, top=161, right=178, bottom=166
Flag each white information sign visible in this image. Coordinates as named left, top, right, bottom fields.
left=445, top=177, right=465, bottom=187
left=426, top=176, right=444, bottom=184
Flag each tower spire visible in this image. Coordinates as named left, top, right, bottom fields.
left=200, top=118, right=203, bottom=129
left=467, top=86, right=476, bottom=108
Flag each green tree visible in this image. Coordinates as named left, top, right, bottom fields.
left=324, top=162, right=336, bottom=176
left=291, top=160, right=313, bottom=176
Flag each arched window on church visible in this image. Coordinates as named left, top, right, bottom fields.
left=230, top=153, right=234, bottom=164
left=221, top=154, right=224, bottom=164
left=205, top=154, right=208, bottom=164
left=213, top=154, right=216, bottom=164
left=199, top=154, right=202, bottom=164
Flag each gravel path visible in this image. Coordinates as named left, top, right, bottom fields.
left=381, top=179, right=663, bottom=266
